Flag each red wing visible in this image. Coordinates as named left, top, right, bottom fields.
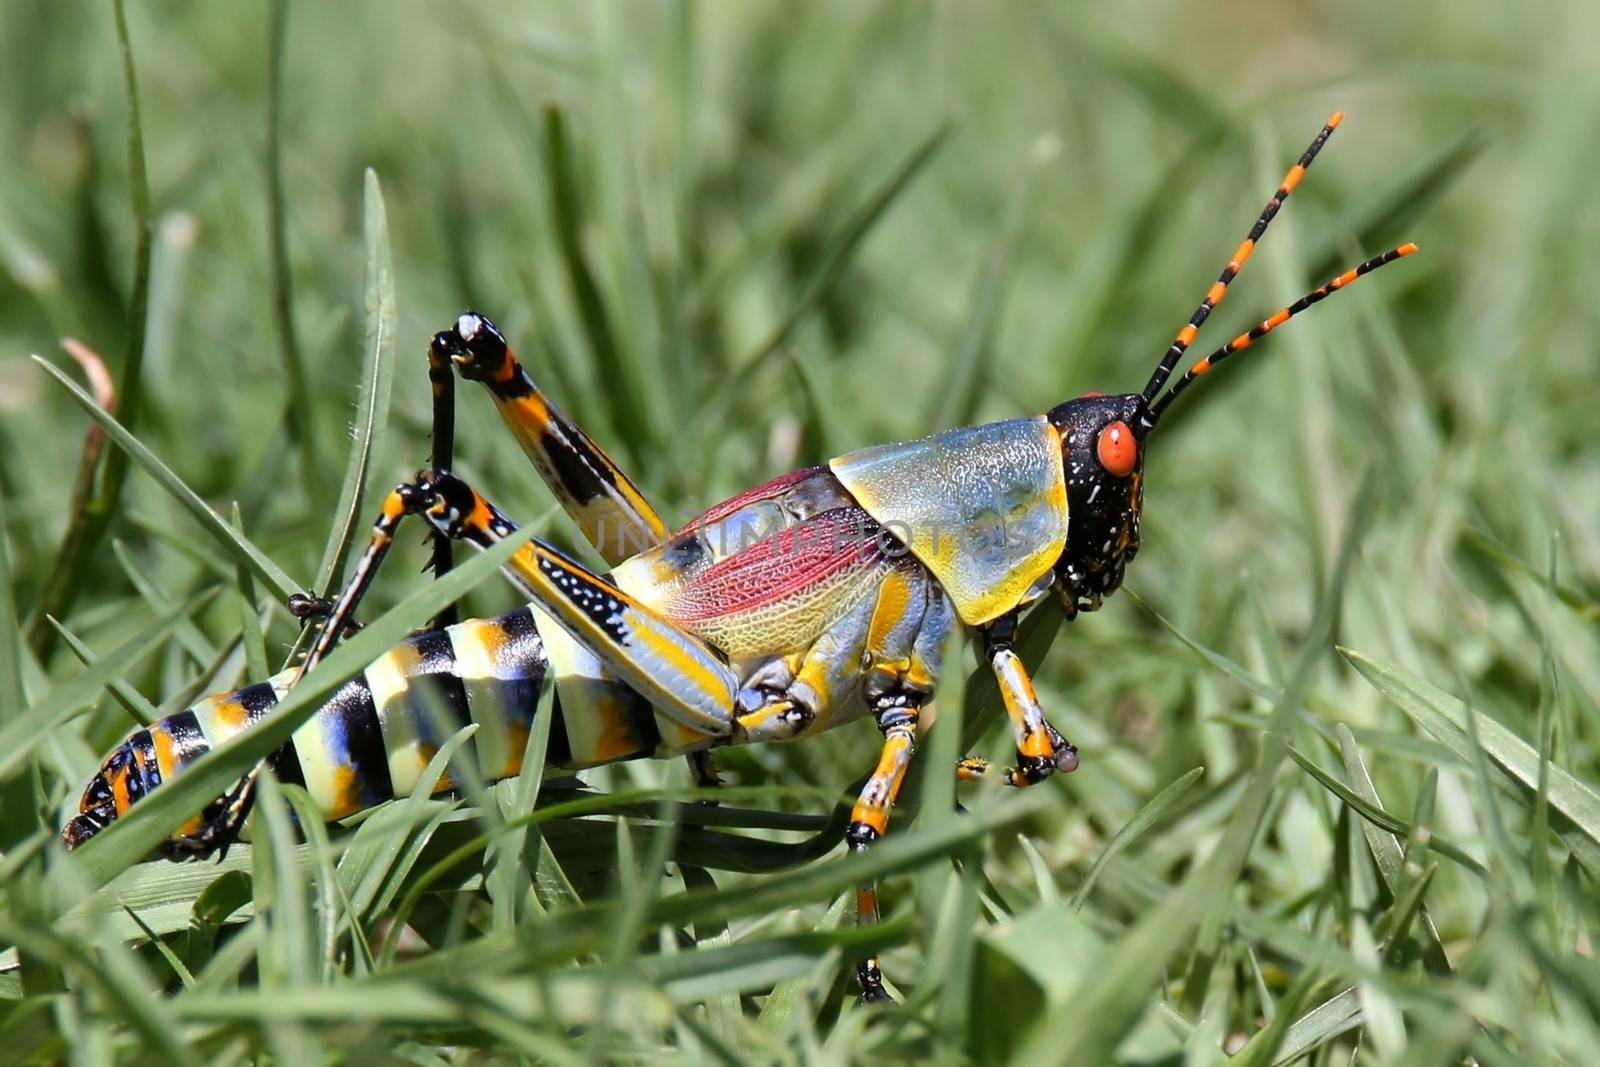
left=669, top=508, right=883, bottom=622
left=658, top=508, right=892, bottom=659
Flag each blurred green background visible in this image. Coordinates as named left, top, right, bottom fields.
left=1, top=1, right=1597, bottom=1063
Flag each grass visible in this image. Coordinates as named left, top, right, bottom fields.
left=2, top=1, right=1599, bottom=1063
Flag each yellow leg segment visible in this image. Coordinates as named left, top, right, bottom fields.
left=981, top=612, right=1079, bottom=786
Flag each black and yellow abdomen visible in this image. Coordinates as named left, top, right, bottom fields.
left=63, top=606, right=566, bottom=850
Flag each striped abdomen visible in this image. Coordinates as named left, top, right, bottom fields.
left=63, top=606, right=564, bottom=851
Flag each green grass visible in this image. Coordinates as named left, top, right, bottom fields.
left=2, top=1, right=1598, bottom=1063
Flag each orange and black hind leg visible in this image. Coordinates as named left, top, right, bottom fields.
left=429, top=312, right=668, bottom=567
left=844, top=584, right=955, bottom=1002
left=291, top=311, right=670, bottom=626
left=428, top=313, right=726, bottom=787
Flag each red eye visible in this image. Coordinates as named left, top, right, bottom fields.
left=1096, top=420, right=1137, bottom=477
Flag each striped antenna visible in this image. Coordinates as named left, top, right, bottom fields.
left=1148, top=242, right=1418, bottom=419
left=1141, top=112, right=1345, bottom=402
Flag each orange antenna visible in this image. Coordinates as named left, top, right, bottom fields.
left=1148, top=242, right=1419, bottom=419
left=1141, top=112, right=1345, bottom=402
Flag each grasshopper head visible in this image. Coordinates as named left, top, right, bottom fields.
left=1046, top=393, right=1151, bottom=615
left=1035, top=115, right=1422, bottom=619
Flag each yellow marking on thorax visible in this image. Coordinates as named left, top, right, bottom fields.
left=866, top=568, right=914, bottom=653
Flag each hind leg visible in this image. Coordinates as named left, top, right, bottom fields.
left=431, top=312, right=667, bottom=566
left=431, top=313, right=733, bottom=783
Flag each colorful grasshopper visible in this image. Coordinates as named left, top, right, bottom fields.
left=63, top=113, right=1415, bottom=1000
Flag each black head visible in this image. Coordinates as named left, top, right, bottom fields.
left=1038, top=113, right=1418, bottom=618
left=1047, top=392, right=1151, bottom=615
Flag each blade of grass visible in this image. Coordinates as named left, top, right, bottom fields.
left=340, top=726, right=476, bottom=925
left=311, top=169, right=397, bottom=597
left=251, top=771, right=318, bottom=1062
left=1285, top=742, right=1486, bottom=879
left=1337, top=726, right=1453, bottom=975
left=1378, top=863, right=1439, bottom=967
left=24, top=0, right=154, bottom=654
left=640, top=916, right=914, bottom=1003
left=34, top=357, right=300, bottom=600
left=1312, top=130, right=1483, bottom=280
left=278, top=784, right=344, bottom=983
left=231, top=504, right=269, bottom=683
left=756, top=893, right=848, bottom=1029
left=0, top=492, right=23, bottom=712
left=120, top=904, right=194, bottom=988
left=1235, top=970, right=1342, bottom=1067
left=1462, top=528, right=1599, bottom=622
left=46, top=616, right=159, bottom=726
left=265, top=0, right=321, bottom=502
left=1340, top=648, right=1600, bottom=858
left=929, top=138, right=1043, bottom=431
left=1235, top=985, right=1362, bottom=1067
left=487, top=664, right=556, bottom=929
left=111, top=539, right=215, bottom=665
left=0, top=917, right=192, bottom=1066
left=0, top=589, right=212, bottom=780
left=1069, top=765, right=1203, bottom=910
left=1005, top=476, right=1375, bottom=1063
left=541, top=104, right=652, bottom=450
left=694, top=122, right=951, bottom=413
left=393, top=791, right=1046, bottom=980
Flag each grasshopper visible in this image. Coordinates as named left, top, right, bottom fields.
left=63, top=112, right=1415, bottom=1000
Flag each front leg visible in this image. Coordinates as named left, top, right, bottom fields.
left=980, top=612, right=1080, bottom=786
left=954, top=720, right=1078, bottom=787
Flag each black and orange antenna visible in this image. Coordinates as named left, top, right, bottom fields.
left=1149, top=242, right=1418, bottom=418
left=1140, top=112, right=1345, bottom=403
